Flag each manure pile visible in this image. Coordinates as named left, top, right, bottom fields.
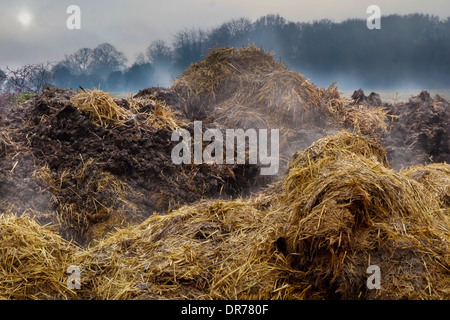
left=0, top=46, right=449, bottom=300
left=1, top=132, right=448, bottom=300
left=172, top=46, right=389, bottom=157
left=0, top=87, right=265, bottom=245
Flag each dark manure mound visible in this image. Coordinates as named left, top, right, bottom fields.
left=381, top=91, right=450, bottom=170
left=1, top=87, right=265, bottom=245
left=1, top=131, right=449, bottom=300
left=172, top=46, right=388, bottom=169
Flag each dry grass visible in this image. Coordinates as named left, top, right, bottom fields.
left=320, top=83, right=388, bottom=134
left=402, top=163, right=450, bottom=208
left=278, top=131, right=450, bottom=299
left=0, top=214, right=78, bottom=299
left=33, top=159, right=146, bottom=245
left=127, top=97, right=185, bottom=131
left=76, top=199, right=312, bottom=300
left=0, top=130, right=16, bottom=157
left=172, top=47, right=387, bottom=138
left=70, top=89, right=132, bottom=127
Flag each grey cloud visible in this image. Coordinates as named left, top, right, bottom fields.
left=1, top=0, right=449, bottom=68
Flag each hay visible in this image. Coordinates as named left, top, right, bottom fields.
left=127, top=97, right=185, bottom=131
left=172, top=46, right=282, bottom=116
left=342, top=104, right=388, bottom=134
left=33, top=159, right=146, bottom=245
left=319, top=83, right=388, bottom=134
left=289, top=131, right=390, bottom=167
left=402, top=163, right=450, bottom=208
left=0, top=130, right=16, bottom=157
left=70, top=88, right=184, bottom=130
left=278, top=131, right=450, bottom=299
left=0, top=131, right=448, bottom=300
left=172, top=46, right=387, bottom=138
left=172, top=46, right=325, bottom=131
left=76, top=199, right=311, bottom=300
left=70, top=89, right=132, bottom=127
left=0, top=214, right=78, bottom=299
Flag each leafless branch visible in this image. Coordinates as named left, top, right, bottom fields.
left=5, top=62, right=54, bottom=94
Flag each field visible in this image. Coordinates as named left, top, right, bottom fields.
left=341, top=89, right=450, bottom=103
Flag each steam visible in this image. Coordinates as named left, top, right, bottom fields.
left=152, top=66, right=175, bottom=88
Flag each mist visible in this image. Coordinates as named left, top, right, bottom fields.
left=4, top=13, right=449, bottom=93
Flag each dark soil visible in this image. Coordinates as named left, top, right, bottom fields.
left=134, top=87, right=182, bottom=112
left=351, top=88, right=383, bottom=107
left=0, top=87, right=268, bottom=245
left=346, top=89, right=449, bottom=170
left=1, top=86, right=448, bottom=245
left=383, top=91, right=449, bottom=169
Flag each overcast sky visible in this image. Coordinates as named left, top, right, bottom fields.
left=1, top=0, right=449, bottom=68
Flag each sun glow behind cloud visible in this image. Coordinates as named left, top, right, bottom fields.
left=18, top=10, right=33, bottom=27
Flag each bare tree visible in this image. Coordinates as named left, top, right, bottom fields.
left=173, top=28, right=207, bottom=70
left=90, top=43, right=128, bottom=79
left=146, top=40, right=173, bottom=66
left=58, top=43, right=127, bottom=82
left=254, top=14, right=287, bottom=29
left=0, top=69, right=6, bottom=92
left=228, top=17, right=253, bottom=38
left=5, top=62, right=54, bottom=94
left=134, top=52, right=148, bottom=66
left=207, top=17, right=253, bottom=47
left=61, top=48, right=94, bottom=75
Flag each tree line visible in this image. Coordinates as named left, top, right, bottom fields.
left=1, top=13, right=449, bottom=93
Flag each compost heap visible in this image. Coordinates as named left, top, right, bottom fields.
left=171, top=46, right=448, bottom=170
left=0, top=87, right=267, bottom=246
left=171, top=46, right=388, bottom=156
left=1, top=46, right=449, bottom=300
left=1, top=132, right=449, bottom=300
left=381, top=90, right=450, bottom=170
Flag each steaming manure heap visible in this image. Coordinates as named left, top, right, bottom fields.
left=0, top=46, right=449, bottom=300
left=0, top=87, right=264, bottom=246
left=381, top=91, right=450, bottom=169
left=172, top=46, right=388, bottom=154
left=74, top=133, right=450, bottom=300
left=1, top=132, right=449, bottom=299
